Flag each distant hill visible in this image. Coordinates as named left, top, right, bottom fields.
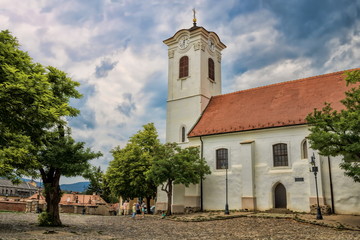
left=22, top=178, right=90, bottom=193
left=60, top=182, right=90, bottom=192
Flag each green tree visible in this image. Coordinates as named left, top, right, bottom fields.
left=83, top=166, right=104, bottom=195
left=83, top=166, right=118, bottom=203
left=306, top=70, right=360, bottom=182
left=37, top=127, right=102, bottom=226
left=147, top=143, right=211, bottom=215
left=0, top=30, right=80, bottom=179
left=106, top=123, right=160, bottom=208
left=0, top=30, right=102, bottom=226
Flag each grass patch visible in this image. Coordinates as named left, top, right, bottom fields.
left=0, top=210, right=23, bottom=213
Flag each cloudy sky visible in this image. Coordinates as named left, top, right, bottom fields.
left=1, top=0, right=359, bottom=183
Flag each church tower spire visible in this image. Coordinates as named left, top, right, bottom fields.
left=192, top=8, right=197, bottom=27
left=163, top=18, right=226, bottom=144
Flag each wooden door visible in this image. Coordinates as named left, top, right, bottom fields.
left=274, top=183, right=287, bottom=208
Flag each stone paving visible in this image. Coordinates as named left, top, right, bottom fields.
left=0, top=212, right=359, bottom=240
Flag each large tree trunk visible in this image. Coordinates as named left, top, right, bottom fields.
left=166, top=180, right=172, bottom=216
left=146, top=197, right=151, bottom=214
left=41, top=168, right=62, bottom=226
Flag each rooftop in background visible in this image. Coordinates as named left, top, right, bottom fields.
left=0, top=178, right=38, bottom=198
left=28, top=192, right=107, bottom=205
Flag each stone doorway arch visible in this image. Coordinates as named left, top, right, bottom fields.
left=274, top=183, right=287, bottom=208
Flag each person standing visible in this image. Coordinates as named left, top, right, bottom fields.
left=123, top=200, right=129, bottom=215
left=131, top=203, right=137, bottom=219
left=135, top=201, right=141, bottom=215
left=141, top=201, right=146, bottom=218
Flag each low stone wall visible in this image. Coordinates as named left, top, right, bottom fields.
left=24, top=200, right=46, bottom=213
left=59, top=204, right=113, bottom=216
left=0, top=200, right=113, bottom=216
left=184, top=206, right=201, bottom=214
left=310, top=204, right=332, bottom=215
left=0, top=201, right=26, bottom=212
left=60, top=204, right=74, bottom=213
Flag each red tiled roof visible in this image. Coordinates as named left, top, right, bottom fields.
left=188, top=68, right=359, bottom=137
left=60, top=193, right=107, bottom=205
left=27, top=193, right=107, bottom=205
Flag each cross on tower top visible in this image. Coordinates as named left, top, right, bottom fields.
left=192, top=8, right=197, bottom=26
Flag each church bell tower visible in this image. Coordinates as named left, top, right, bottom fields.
left=163, top=13, right=226, bottom=144
left=155, top=13, right=226, bottom=214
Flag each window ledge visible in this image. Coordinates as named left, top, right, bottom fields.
left=269, top=167, right=292, bottom=173
left=214, top=169, right=231, bottom=174
left=208, top=78, right=215, bottom=83
left=178, top=76, right=190, bottom=81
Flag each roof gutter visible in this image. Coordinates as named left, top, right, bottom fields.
left=189, top=123, right=308, bottom=138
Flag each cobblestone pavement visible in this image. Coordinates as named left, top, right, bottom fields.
left=0, top=212, right=359, bottom=240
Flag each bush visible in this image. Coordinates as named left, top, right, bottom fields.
left=38, top=212, right=54, bottom=226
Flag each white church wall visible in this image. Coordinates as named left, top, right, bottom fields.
left=200, top=126, right=312, bottom=212
left=320, top=155, right=360, bottom=214
left=184, top=184, right=200, bottom=208
left=201, top=134, right=244, bottom=210
left=197, top=125, right=360, bottom=214
left=166, top=96, right=203, bottom=143
left=253, top=126, right=312, bottom=212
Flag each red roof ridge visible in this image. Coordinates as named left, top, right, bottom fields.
left=215, top=67, right=360, bottom=98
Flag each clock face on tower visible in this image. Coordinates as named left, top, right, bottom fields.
left=178, top=36, right=189, bottom=49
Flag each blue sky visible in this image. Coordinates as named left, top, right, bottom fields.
left=1, top=0, right=359, bottom=183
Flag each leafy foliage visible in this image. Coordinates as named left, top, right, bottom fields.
left=0, top=30, right=102, bottom=226
left=83, top=166, right=104, bottom=195
left=106, top=123, right=160, bottom=200
left=83, top=166, right=118, bottom=203
left=37, top=127, right=102, bottom=226
left=38, top=128, right=101, bottom=177
left=106, top=123, right=211, bottom=215
left=306, top=70, right=360, bottom=182
left=147, top=143, right=211, bottom=215
left=38, top=212, right=54, bottom=227
left=0, top=30, right=81, bottom=180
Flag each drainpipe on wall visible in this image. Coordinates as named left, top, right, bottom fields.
left=200, top=136, right=204, bottom=212
left=328, top=156, right=335, bottom=214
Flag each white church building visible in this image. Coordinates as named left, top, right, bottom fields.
left=155, top=20, right=360, bottom=215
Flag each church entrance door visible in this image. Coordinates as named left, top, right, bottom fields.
left=274, top=183, right=287, bottom=208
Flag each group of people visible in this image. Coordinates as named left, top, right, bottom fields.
left=121, top=200, right=146, bottom=219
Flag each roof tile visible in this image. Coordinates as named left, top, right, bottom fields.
left=188, top=68, right=359, bottom=137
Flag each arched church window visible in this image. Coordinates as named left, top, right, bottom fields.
left=208, top=58, right=215, bottom=81
left=216, top=148, right=228, bottom=169
left=301, top=139, right=308, bottom=159
left=179, top=56, right=189, bottom=78
left=273, top=143, right=288, bottom=167
left=181, top=126, right=186, bottom=142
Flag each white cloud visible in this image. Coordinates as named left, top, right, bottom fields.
left=231, top=58, right=315, bottom=91
left=323, top=22, right=360, bottom=72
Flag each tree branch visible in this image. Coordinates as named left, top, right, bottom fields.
left=161, top=182, right=169, bottom=194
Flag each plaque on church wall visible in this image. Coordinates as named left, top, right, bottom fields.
left=294, top=177, right=304, bottom=182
